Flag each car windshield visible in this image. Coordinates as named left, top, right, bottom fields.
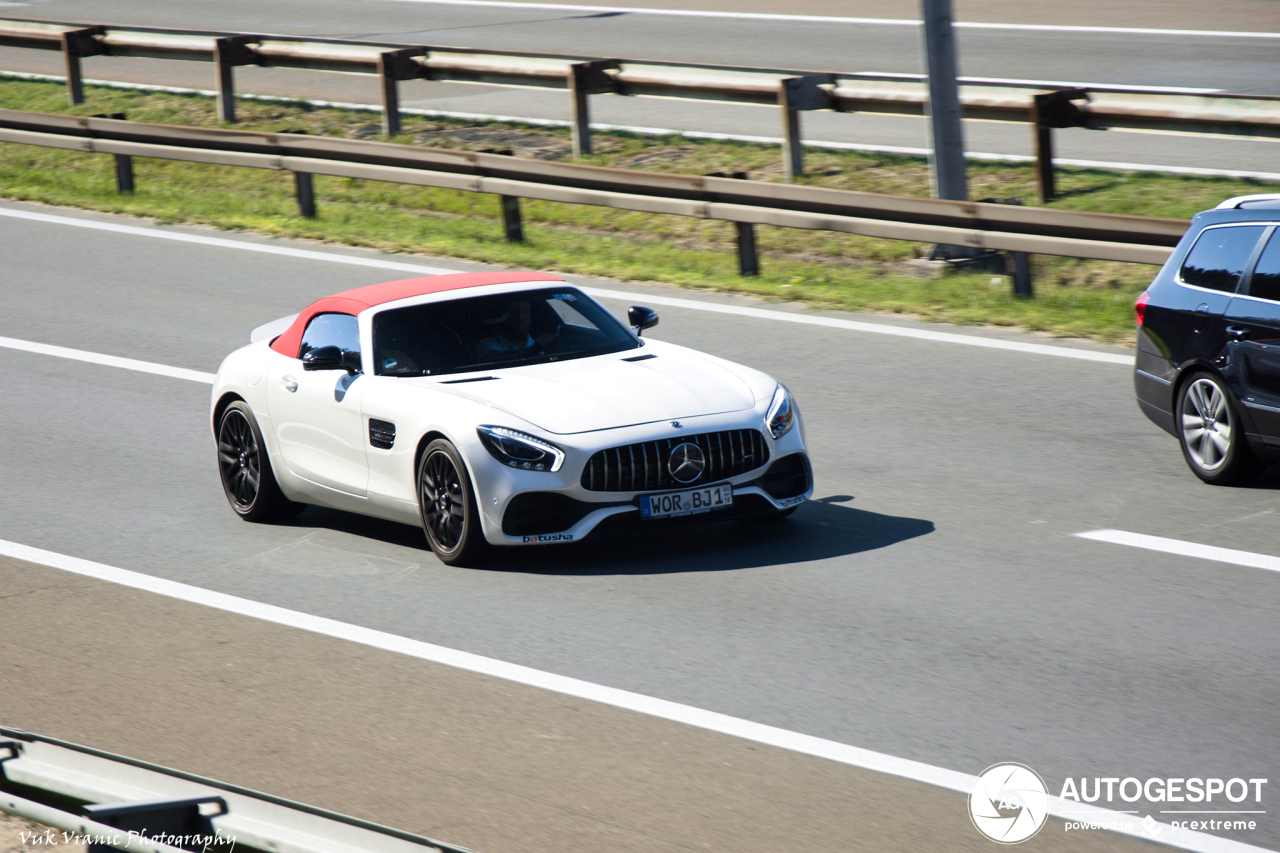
left=372, top=287, right=640, bottom=376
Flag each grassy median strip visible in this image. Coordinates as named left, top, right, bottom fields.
left=1, top=76, right=1277, bottom=343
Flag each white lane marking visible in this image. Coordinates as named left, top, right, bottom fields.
left=6, top=72, right=1273, bottom=181
left=1076, top=529, right=1280, bottom=574
left=0, top=537, right=1266, bottom=853
left=0, top=335, right=215, bottom=384
left=0, top=208, right=1133, bottom=366
left=0, top=207, right=459, bottom=276
left=375, top=0, right=1280, bottom=38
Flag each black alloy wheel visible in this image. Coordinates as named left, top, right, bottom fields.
left=418, top=439, right=489, bottom=566
left=1176, top=371, right=1266, bottom=485
left=216, top=400, right=303, bottom=520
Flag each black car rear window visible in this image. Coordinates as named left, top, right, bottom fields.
left=1180, top=225, right=1266, bottom=292
left=1248, top=231, right=1280, bottom=303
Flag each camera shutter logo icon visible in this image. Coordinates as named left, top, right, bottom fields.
left=969, top=763, right=1049, bottom=844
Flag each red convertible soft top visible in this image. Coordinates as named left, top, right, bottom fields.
left=269, top=270, right=565, bottom=357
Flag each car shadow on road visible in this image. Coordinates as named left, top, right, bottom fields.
left=481, top=495, right=935, bottom=575
left=1243, top=466, right=1280, bottom=490
left=278, top=495, right=933, bottom=575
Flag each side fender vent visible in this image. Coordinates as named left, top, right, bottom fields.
left=369, top=418, right=396, bottom=450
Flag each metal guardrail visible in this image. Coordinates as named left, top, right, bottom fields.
left=0, top=16, right=1277, bottom=198
left=0, top=727, right=473, bottom=853
left=0, top=106, right=1185, bottom=272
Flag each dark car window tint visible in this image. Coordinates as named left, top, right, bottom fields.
left=1180, top=225, right=1266, bottom=292
left=372, top=287, right=638, bottom=376
left=1249, top=231, right=1280, bottom=303
left=298, top=312, right=360, bottom=358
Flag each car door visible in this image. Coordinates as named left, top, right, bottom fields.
left=1174, top=224, right=1270, bottom=367
left=1225, top=225, right=1280, bottom=441
left=265, top=312, right=370, bottom=496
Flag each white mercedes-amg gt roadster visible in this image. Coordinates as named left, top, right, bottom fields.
left=211, top=271, right=813, bottom=565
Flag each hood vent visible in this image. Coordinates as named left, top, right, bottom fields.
left=369, top=418, right=396, bottom=450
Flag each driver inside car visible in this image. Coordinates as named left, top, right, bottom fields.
left=474, top=300, right=555, bottom=357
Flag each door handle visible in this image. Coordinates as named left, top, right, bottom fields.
left=1226, top=326, right=1251, bottom=341
left=280, top=375, right=299, bottom=392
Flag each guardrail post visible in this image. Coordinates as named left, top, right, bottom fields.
left=91, top=112, right=135, bottom=193
left=1029, top=89, right=1090, bottom=203
left=501, top=195, right=523, bottom=242
left=1033, top=117, right=1055, bottom=202
left=379, top=52, right=403, bottom=136
left=780, top=103, right=803, bottom=181
left=980, top=197, right=1035, bottom=296
left=568, top=61, right=618, bottom=159
left=377, top=49, right=426, bottom=136
left=213, top=36, right=258, bottom=124
left=380, top=54, right=404, bottom=136
left=59, top=27, right=104, bottom=106
left=1011, top=251, right=1032, bottom=297
left=114, top=154, right=134, bottom=193
left=295, top=171, right=316, bottom=218
left=777, top=77, right=830, bottom=182
left=569, top=63, right=594, bottom=157
left=717, top=170, right=760, bottom=275
left=735, top=222, right=759, bottom=276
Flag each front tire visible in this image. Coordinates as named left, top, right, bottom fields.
left=418, top=439, right=490, bottom=566
left=216, top=401, right=304, bottom=521
left=1176, top=372, right=1265, bottom=485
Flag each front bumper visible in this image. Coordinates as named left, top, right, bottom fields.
left=461, top=409, right=813, bottom=546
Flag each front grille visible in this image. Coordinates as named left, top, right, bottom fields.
left=581, top=429, right=769, bottom=492
left=369, top=418, right=396, bottom=450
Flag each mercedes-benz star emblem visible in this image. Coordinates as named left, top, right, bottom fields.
left=668, top=442, right=706, bottom=483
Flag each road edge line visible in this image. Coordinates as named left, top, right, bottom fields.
left=0, top=537, right=1268, bottom=853
left=0, top=205, right=1134, bottom=367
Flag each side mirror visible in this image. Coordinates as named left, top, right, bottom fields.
left=341, top=350, right=363, bottom=375
left=302, top=345, right=343, bottom=371
left=627, top=305, right=659, bottom=336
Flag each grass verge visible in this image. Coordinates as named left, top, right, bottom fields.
left=1, top=76, right=1277, bottom=344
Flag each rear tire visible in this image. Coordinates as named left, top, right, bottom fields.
left=1176, top=371, right=1265, bottom=485
left=418, top=439, right=490, bottom=566
left=216, top=401, right=305, bottom=521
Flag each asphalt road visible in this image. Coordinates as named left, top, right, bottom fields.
left=0, top=199, right=1278, bottom=850
left=0, top=0, right=1278, bottom=174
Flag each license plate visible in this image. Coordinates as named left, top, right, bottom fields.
left=640, top=484, right=733, bottom=519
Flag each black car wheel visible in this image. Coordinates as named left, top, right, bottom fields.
left=1176, top=372, right=1265, bottom=485
left=418, top=439, right=489, bottom=566
left=217, top=401, right=304, bottom=520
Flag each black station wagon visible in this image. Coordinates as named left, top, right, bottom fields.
left=1136, top=194, right=1280, bottom=485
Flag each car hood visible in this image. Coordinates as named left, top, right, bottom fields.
left=424, top=342, right=758, bottom=434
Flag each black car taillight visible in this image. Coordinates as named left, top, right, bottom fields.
left=1135, top=290, right=1150, bottom=327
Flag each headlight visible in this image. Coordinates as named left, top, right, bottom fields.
left=765, top=385, right=795, bottom=439
left=477, top=426, right=565, bottom=472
